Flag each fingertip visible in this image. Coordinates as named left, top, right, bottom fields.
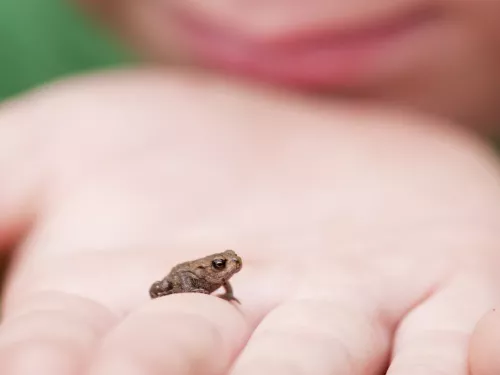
left=0, top=292, right=116, bottom=375
left=230, top=299, right=390, bottom=375
left=0, top=339, right=82, bottom=375
left=469, top=308, right=500, bottom=375
left=126, top=292, right=250, bottom=348
left=90, top=293, right=251, bottom=375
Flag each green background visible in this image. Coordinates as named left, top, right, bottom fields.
left=0, top=0, right=133, bottom=100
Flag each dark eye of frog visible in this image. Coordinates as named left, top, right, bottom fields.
left=211, top=258, right=227, bottom=270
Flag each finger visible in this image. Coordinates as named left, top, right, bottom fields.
left=0, top=247, right=278, bottom=375
left=229, top=297, right=391, bottom=375
left=88, top=293, right=250, bottom=375
left=0, top=247, right=271, bottom=375
left=469, top=308, right=500, bottom=375
left=0, top=291, right=116, bottom=375
left=0, top=248, right=178, bottom=375
left=388, top=273, right=498, bottom=375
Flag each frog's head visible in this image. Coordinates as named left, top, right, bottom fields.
left=196, top=249, right=243, bottom=284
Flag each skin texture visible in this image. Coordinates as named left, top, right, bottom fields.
left=149, top=250, right=243, bottom=302
left=0, top=70, right=500, bottom=375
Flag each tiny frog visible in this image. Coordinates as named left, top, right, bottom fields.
left=149, top=250, right=243, bottom=303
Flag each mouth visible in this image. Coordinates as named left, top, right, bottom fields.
left=169, top=4, right=442, bottom=89
left=150, top=289, right=161, bottom=299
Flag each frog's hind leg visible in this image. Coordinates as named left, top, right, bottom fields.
left=149, top=279, right=173, bottom=299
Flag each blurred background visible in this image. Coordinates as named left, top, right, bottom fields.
left=0, top=0, right=132, bottom=100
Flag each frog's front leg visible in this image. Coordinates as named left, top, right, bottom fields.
left=218, top=281, right=240, bottom=304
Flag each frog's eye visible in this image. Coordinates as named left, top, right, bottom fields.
left=212, top=258, right=227, bottom=270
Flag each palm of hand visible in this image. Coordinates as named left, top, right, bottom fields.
left=0, top=72, right=499, bottom=375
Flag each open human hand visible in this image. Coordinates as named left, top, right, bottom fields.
left=1, top=70, right=500, bottom=375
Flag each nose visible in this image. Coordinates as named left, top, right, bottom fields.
left=232, top=257, right=242, bottom=268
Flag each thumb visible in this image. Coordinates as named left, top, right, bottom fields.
left=469, top=308, right=500, bottom=375
left=0, top=97, right=46, bottom=251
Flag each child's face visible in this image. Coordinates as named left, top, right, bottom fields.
left=97, top=1, right=500, bottom=129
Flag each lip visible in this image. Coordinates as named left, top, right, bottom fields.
left=170, top=5, right=441, bottom=89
